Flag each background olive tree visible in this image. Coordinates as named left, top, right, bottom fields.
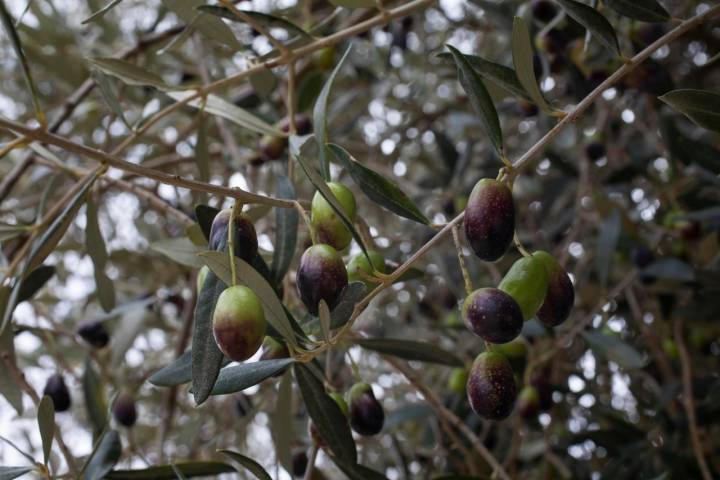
left=0, top=0, right=719, bottom=478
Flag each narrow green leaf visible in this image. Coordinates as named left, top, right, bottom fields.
left=582, top=331, right=647, bottom=369
left=329, top=144, right=430, bottom=225
left=91, top=71, right=132, bottom=130
left=17, top=265, right=55, bottom=304
left=333, top=460, right=390, bottom=480
left=604, top=0, right=669, bottom=22
left=0, top=224, right=29, bottom=243
left=209, top=358, right=294, bottom=395
left=167, top=91, right=282, bottom=137
left=0, top=0, right=44, bottom=124
left=659, top=89, right=720, bottom=133
left=318, top=300, right=331, bottom=340
left=106, top=462, right=235, bottom=479
left=353, top=338, right=464, bottom=366
left=313, top=45, right=353, bottom=180
left=163, top=0, right=241, bottom=49
left=446, top=45, right=504, bottom=157
left=596, top=209, right=620, bottom=287
left=149, top=351, right=231, bottom=387
left=294, top=153, right=370, bottom=259
left=555, top=0, right=620, bottom=56
left=83, top=356, right=107, bottom=439
left=194, top=113, right=210, bottom=183
left=84, top=430, right=122, bottom=480
left=271, top=175, right=298, bottom=285
left=195, top=204, right=220, bottom=242
left=151, top=237, right=204, bottom=269
left=37, top=395, right=55, bottom=465
left=191, top=266, right=226, bottom=404
left=199, top=251, right=297, bottom=348
left=86, top=197, right=115, bottom=313
left=0, top=467, right=33, bottom=480
left=512, top=17, right=552, bottom=114
left=0, top=320, right=23, bottom=415
left=87, top=58, right=170, bottom=90
left=82, top=0, right=125, bottom=23
left=293, top=363, right=357, bottom=463
left=186, top=224, right=207, bottom=247
left=196, top=6, right=311, bottom=40
left=219, top=450, right=272, bottom=480
left=111, top=308, right=147, bottom=366
left=330, top=282, right=367, bottom=329
left=270, top=371, right=293, bottom=472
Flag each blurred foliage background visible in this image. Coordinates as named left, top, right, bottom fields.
left=1, top=0, right=719, bottom=478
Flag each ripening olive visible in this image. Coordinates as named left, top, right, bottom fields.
left=212, top=285, right=267, bottom=362
left=296, top=244, right=348, bottom=315
left=43, top=374, right=71, bottom=412
left=310, top=183, right=357, bottom=251
left=76, top=320, right=110, bottom=349
left=464, top=179, right=515, bottom=262
left=534, top=251, right=574, bottom=327
left=498, top=255, right=549, bottom=321
left=112, top=393, right=138, bottom=427
left=347, top=383, right=385, bottom=436
left=462, top=288, right=523, bottom=344
left=209, top=209, right=258, bottom=263
left=467, top=352, right=517, bottom=420
left=517, top=386, right=540, bottom=418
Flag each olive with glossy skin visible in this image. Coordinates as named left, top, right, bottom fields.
left=498, top=255, right=549, bottom=321
left=467, top=352, right=517, bottom=420
left=347, top=250, right=386, bottom=290
left=310, top=183, right=357, bottom=251
left=517, top=386, right=540, bottom=418
left=464, top=179, right=515, bottom=262
left=43, top=374, right=71, bottom=412
left=534, top=251, right=574, bottom=327
left=76, top=320, right=109, bottom=348
left=208, top=209, right=258, bottom=262
left=112, top=393, right=138, bottom=427
left=463, top=288, right=523, bottom=344
left=212, top=285, right=267, bottom=362
left=347, top=383, right=385, bottom=436
left=448, top=367, right=469, bottom=394
left=296, top=244, right=348, bottom=315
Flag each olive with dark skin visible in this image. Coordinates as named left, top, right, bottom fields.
left=517, top=386, right=541, bottom=418
left=464, top=179, right=515, bottom=262
left=76, top=320, right=109, bottom=348
left=43, top=374, right=71, bottom=412
left=631, top=246, right=654, bottom=269
left=347, top=383, right=385, bottom=436
left=462, top=288, right=523, bottom=344
left=208, top=209, right=258, bottom=263
left=531, top=0, right=557, bottom=23
left=467, top=352, right=517, bottom=420
left=212, top=285, right=267, bottom=362
left=112, top=393, right=138, bottom=427
left=534, top=251, right=575, bottom=327
left=296, top=244, right=348, bottom=315
left=584, top=142, right=606, bottom=161
left=292, top=450, right=309, bottom=477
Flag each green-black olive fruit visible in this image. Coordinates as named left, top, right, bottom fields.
left=292, top=450, right=308, bottom=477
left=517, top=386, right=540, bottom=418
left=112, top=393, right=138, bottom=427
left=448, top=367, right=469, bottom=394
left=212, top=285, right=267, bottom=362
left=43, top=374, right=71, bottom=412
left=310, top=183, right=357, bottom=251
left=197, top=265, right=209, bottom=293
left=297, top=244, right=348, bottom=315
left=309, top=392, right=348, bottom=447
left=498, top=255, right=549, bottom=321
left=462, top=288, right=523, bottom=344
left=467, top=352, right=517, bottom=420
left=76, top=320, right=109, bottom=348
left=209, top=209, right=258, bottom=263
left=259, top=134, right=287, bottom=161
left=534, top=251, right=574, bottom=327
left=347, top=383, right=385, bottom=436
left=259, top=336, right=290, bottom=361
left=464, top=179, right=515, bottom=262
left=347, top=250, right=387, bottom=290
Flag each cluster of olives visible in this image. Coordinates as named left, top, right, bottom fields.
left=461, top=178, right=575, bottom=420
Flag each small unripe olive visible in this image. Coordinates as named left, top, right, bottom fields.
left=43, top=374, right=71, bottom=412
left=310, top=183, right=357, bottom=251
left=498, top=255, right=549, bottom=321
left=112, top=393, right=138, bottom=427
left=463, top=288, right=523, bottom=344
left=347, top=250, right=387, bottom=290
left=347, top=383, right=385, bottom=436
left=296, top=244, right=348, bottom=315
left=209, top=209, right=258, bottom=263
left=76, top=320, right=110, bottom=349
left=464, top=179, right=515, bottom=262
left=534, top=251, right=574, bottom=327
left=467, top=352, right=517, bottom=420
left=448, top=367, right=469, bottom=394
left=212, top=285, right=267, bottom=362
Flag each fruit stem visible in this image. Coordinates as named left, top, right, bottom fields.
left=228, top=201, right=242, bottom=286
left=451, top=224, right=473, bottom=295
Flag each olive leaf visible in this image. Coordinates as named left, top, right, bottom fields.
left=37, top=395, right=55, bottom=465
left=162, top=0, right=241, bottom=49
left=0, top=467, right=34, bottom=480
left=83, top=356, right=108, bottom=439
left=149, top=351, right=231, bottom=387
left=17, top=265, right=55, bottom=304
left=328, top=144, right=430, bottom=225
left=91, top=70, right=132, bottom=130
left=512, top=17, right=552, bottom=114
left=84, top=430, right=122, bottom=480
left=196, top=6, right=311, bottom=40
left=604, top=0, right=669, bottom=23
left=194, top=112, right=210, bottom=183
left=446, top=45, right=504, bottom=157
left=352, top=338, right=464, bottom=366
left=270, top=371, right=293, bottom=473
left=659, top=89, right=720, bottom=133
left=151, top=237, right=205, bottom=269
left=86, top=197, right=116, bottom=313
left=106, top=462, right=235, bottom=479
left=582, top=331, right=647, bottom=369
left=271, top=175, right=298, bottom=285
left=596, top=209, right=621, bottom=287
left=209, top=358, right=295, bottom=395
left=195, top=204, right=220, bottom=241
left=219, top=450, right=272, bottom=480
left=87, top=58, right=170, bottom=90
left=0, top=320, right=23, bottom=415
left=82, top=0, right=125, bottom=23
left=555, top=0, right=620, bottom=57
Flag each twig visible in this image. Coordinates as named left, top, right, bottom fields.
left=303, top=443, right=319, bottom=480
